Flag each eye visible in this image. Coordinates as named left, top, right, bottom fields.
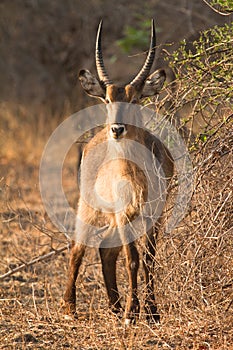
left=105, top=98, right=110, bottom=104
left=131, top=98, right=137, bottom=104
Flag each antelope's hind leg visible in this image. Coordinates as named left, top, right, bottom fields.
left=63, top=241, right=86, bottom=317
left=143, top=227, right=160, bottom=323
left=99, top=247, right=122, bottom=315
left=124, top=242, right=140, bottom=325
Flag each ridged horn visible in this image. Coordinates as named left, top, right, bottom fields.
left=130, top=19, right=156, bottom=88
left=95, top=20, right=113, bottom=88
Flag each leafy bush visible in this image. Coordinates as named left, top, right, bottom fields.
left=116, top=19, right=160, bottom=53
left=163, top=22, right=233, bottom=149
left=210, top=0, right=233, bottom=12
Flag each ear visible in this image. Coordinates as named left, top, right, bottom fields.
left=141, top=69, right=166, bottom=98
left=79, top=69, right=105, bottom=99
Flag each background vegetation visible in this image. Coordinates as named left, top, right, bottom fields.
left=0, top=0, right=232, bottom=349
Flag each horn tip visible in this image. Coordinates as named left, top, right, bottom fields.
left=96, top=20, right=103, bottom=50
left=151, top=19, right=155, bottom=34
left=99, top=19, right=103, bottom=28
left=97, top=19, right=103, bottom=36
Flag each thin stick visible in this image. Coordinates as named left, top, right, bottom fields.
left=0, top=245, right=68, bottom=280
left=202, top=0, right=232, bottom=15
left=32, top=283, right=40, bottom=320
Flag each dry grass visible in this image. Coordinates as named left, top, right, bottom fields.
left=0, top=102, right=233, bottom=349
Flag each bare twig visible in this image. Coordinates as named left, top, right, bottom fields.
left=0, top=245, right=69, bottom=280
left=202, top=0, right=233, bottom=15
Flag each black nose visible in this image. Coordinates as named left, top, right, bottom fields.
left=111, top=125, right=125, bottom=138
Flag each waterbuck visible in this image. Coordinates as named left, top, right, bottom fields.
left=63, top=20, right=174, bottom=324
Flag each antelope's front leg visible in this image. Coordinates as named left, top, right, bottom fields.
left=62, top=242, right=85, bottom=316
left=99, top=247, right=122, bottom=314
left=124, top=242, right=140, bottom=325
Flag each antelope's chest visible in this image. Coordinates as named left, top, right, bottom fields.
left=94, top=159, right=147, bottom=213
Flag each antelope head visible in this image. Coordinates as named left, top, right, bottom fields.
left=79, top=20, right=166, bottom=140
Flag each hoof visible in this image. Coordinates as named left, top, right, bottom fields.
left=145, top=305, right=160, bottom=324
left=124, top=315, right=138, bottom=326
left=110, top=303, right=123, bottom=317
left=63, top=314, right=75, bottom=321
left=146, top=313, right=160, bottom=324
left=60, top=299, right=76, bottom=317
left=124, top=311, right=139, bottom=326
left=125, top=318, right=132, bottom=326
left=124, top=301, right=140, bottom=326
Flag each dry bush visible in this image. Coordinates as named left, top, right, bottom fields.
left=153, top=118, right=232, bottom=347
left=145, top=23, right=233, bottom=347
